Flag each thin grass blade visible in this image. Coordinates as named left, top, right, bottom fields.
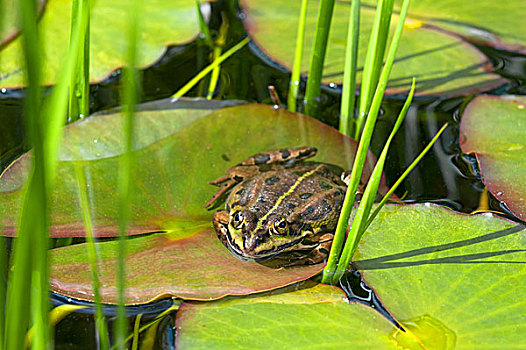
left=172, top=37, right=249, bottom=98
left=354, top=0, right=394, bottom=139
left=287, top=0, right=309, bottom=112
left=364, top=122, right=449, bottom=230
left=331, top=79, right=415, bottom=283
left=322, top=0, right=411, bottom=284
left=74, top=164, right=110, bottom=349
left=68, top=0, right=91, bottom=122
left=303, top=0, right=335, bottom=116
left=339, top=0, right=361, bottom=136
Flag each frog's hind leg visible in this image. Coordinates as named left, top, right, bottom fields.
left=238, top=146, right=317, bottom=166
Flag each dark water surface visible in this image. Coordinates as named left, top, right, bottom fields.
left=1, top=0, right=525, bottom=348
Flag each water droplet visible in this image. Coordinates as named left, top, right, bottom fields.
left=389, top=314, right=456, bottom=350
left=93, top=138, right=99, bottom=144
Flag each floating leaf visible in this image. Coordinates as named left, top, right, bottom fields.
left=459, top=95, right=526, bottom=221
left=0, top=0, right=199, bottom=88
left=244, top=0, right=506, bottom=95
left=50, top=228, right=324, bottom=304
left=0, top=100, right=381, bottom=303
left=174, top=204, right=525, bottom=348
left=355, top=204, right=526, bottom=348
left=175, top=284, right=397, bottom=349
left=0, top=0, right=45, bottom=46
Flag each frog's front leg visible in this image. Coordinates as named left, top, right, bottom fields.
left=238, top=146, right=317, bottom=166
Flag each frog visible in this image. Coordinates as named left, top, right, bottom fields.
left=205, top=146, right=360, bottom=267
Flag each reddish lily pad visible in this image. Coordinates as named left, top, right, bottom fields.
left=459, top=95, right=526, bottom=220
left=50, top=227, right=324, bottom=304
left=243, top=0, right=505, bottom=95
left=1, top=101, right=375, bottom=237
left=0, top=100, right=381, bottom=303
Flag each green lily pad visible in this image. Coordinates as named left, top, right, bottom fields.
left=355, top=204, right=526, bottom=348
left=372, top=0, right=526, bottom=53
left=175, top=284, right=398, bottom=349
left=0, top=100, right=382, bottom=303
left=0, top=0, right=198, bottom=88
left=174, top=204, right=525, bottom=348
left=459, top=95, right=526, bottom=221
left=244, top=0, right=506, bottom=95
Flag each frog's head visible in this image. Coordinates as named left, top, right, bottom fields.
left=215, top=202, right=338, bottom=263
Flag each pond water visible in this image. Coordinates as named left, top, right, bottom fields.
left=0, top=0, right=525, bottom=348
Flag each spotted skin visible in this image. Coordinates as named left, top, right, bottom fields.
left=207, top=146, right=355, bottom=267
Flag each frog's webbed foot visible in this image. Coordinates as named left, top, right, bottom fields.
left=205, top=178, right=238, bottom=209
left=238, top=146, right=317, bottom=166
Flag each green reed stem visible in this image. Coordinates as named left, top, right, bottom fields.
left=287, top=0, right=308, bottom=112
left=68, top=0, right=90, bottom=121
left=354, top=0, right=394, bottom=139
left=339, top=0, right=361, bottom=136
left=74, top=164, right=110, bottom=349
left=0, top=2, right=6, bottom=347
left=5, top=0, right=44, bottom=347
left=331, top=79, right=415, bottom=283
left=115, top=0, right=142, bottom=348
left=364, top=123, right=449, bottom=231
left=172, top=37, right=250, bottom=98
left=303, top=0, right=335, bottom=116
left=322, top=0, right=411, bottom=284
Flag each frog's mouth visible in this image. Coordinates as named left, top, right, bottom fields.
left=223, top=228, right=305, bottom=261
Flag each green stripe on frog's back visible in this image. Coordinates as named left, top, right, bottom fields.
left=254, top=164, right=325, bottom=231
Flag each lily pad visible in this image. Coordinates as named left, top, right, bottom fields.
left=0, top=0, right=199, bottom=88
left=175, top=284, right=397, bottom=349
left=459, top=95, right=526, bottom=221
left=174, top=204, right=525, bottom=348
left=243, top=0, right=506, bottom=95
left=371, top=0, right=526, bottom=53
left=0, top=100, right=381, bottom=303
left=1, top=101, right=374, bottom=237
left=0, top=0, right=46, bottom=46
left=50, top=228, right=324, bottom=304
left=355, top=204, right=526, bottom=348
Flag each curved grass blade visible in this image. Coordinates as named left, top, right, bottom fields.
left=74, top=164, right=110, bottom=349
left=172, top=37, right=250, bottom=98
left=364, top=122, right=449, bottom=230
left=330, top=78, right=415, bottom=283
left=322, top=0, right=411, bottom=284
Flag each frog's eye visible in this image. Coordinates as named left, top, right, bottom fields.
left=271, top=219, right=289, bottom=235
left=231, top=211, right=244, bottom=229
